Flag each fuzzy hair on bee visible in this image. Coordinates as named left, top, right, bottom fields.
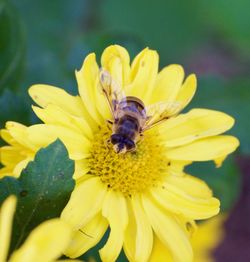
left=99, top=69, right=181, bottom=153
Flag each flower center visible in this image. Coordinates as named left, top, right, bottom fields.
left=88, top=125, right=168, bottom=197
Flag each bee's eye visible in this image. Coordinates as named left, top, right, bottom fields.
left=110, top=134, right=123, bottom=144
left=125, top=139, right=135, bottom=150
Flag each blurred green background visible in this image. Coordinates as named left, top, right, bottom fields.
left=0, top=0, right=249, bottom=261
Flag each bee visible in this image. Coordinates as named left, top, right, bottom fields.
left=99, top=69, right=181, bottom=153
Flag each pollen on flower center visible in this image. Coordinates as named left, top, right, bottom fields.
left=87, top=125, right=168, bottom=197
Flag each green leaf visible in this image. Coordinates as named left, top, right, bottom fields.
left=0, top=139, right=75, bottom=253
left=0, top=1, right=25, bottom=92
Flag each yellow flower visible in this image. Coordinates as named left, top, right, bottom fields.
left=0, top=45, right=239, bottom=262
left=0, top=196, right=73, bottom=262
left=0, top=123, right=34, bottom=178
left=149, top=215, right=225, bottom=262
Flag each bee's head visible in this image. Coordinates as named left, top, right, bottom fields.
left=110, top=134, right=135, bottom=153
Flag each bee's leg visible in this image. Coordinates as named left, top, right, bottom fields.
left=106, top=119, right=113, bottom=130
left=106, top=119, right=113, bottom=125
left=128, top=146, right=137, bottom=154
left=105, top=136, right=112, bottom=148
left=136, top=133, right=144, bottom=144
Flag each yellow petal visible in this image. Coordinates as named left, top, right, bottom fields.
left=0, top=129, right=19, bottom=147
left=164, top=173, right=213, bottom=199
left=76, top=53, right=110, bottom=124
left=152, top=64, right=184, bottom=103
left=166, top=136, right=240, bottom=162
left=73, top=159, right=90, bottom=180
left=0, top=196, right=17, bottom=262
left=57, top=260, right=82, bottom=262
left=61, top=177, right=106, bottom=229
left=64, top=212, right=108, bottom=258
left=0, top=146, right=24, bottom=166
left=6, top=122, right=37, bottom=151
left=9, top=219, right=71, bottom=262
left=127, top=48, right=159, bottom=104
left=124, top=196, right=153, bottom=262
left=32, top=104, right=93, bottom=141
left=150, top=181, right=220, bottom=220
left=123, top=200, right=136, bottom=261
left=214, top=155, right=227, bottom=168
left=160, top=109, right=235, bottom=147
left=27, top=124, right=91, bottom=160
left=149, top=220, right=196, bottom=262
left=142, top=195, right=193, bottom=262
left=178, top=217, right=197, bottom=238
left=25, top=124, right=57, bottom=149
left=29, top=84, right=86, bottom=117
left=149, top=236, right=173, bottom=262
left=13, top=158, right=33, bottom=178
left=166, top=160, right=192, bottom=177
left=175, top=74, right=197, bottom=112
left=99, top=191, right=128, bottom=262
left=0, top=167, right=14, bottom=179
left=101, top=44, right=130, bottom=86
left=131, top=196, right=153, bottom=262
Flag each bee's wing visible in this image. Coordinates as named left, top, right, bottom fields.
left=99, top=69, right=126, bottom=119
left=142, top=101, right=181, bottom=131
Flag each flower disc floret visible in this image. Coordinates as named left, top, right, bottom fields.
left=88, top=126, right=166, bottom=196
